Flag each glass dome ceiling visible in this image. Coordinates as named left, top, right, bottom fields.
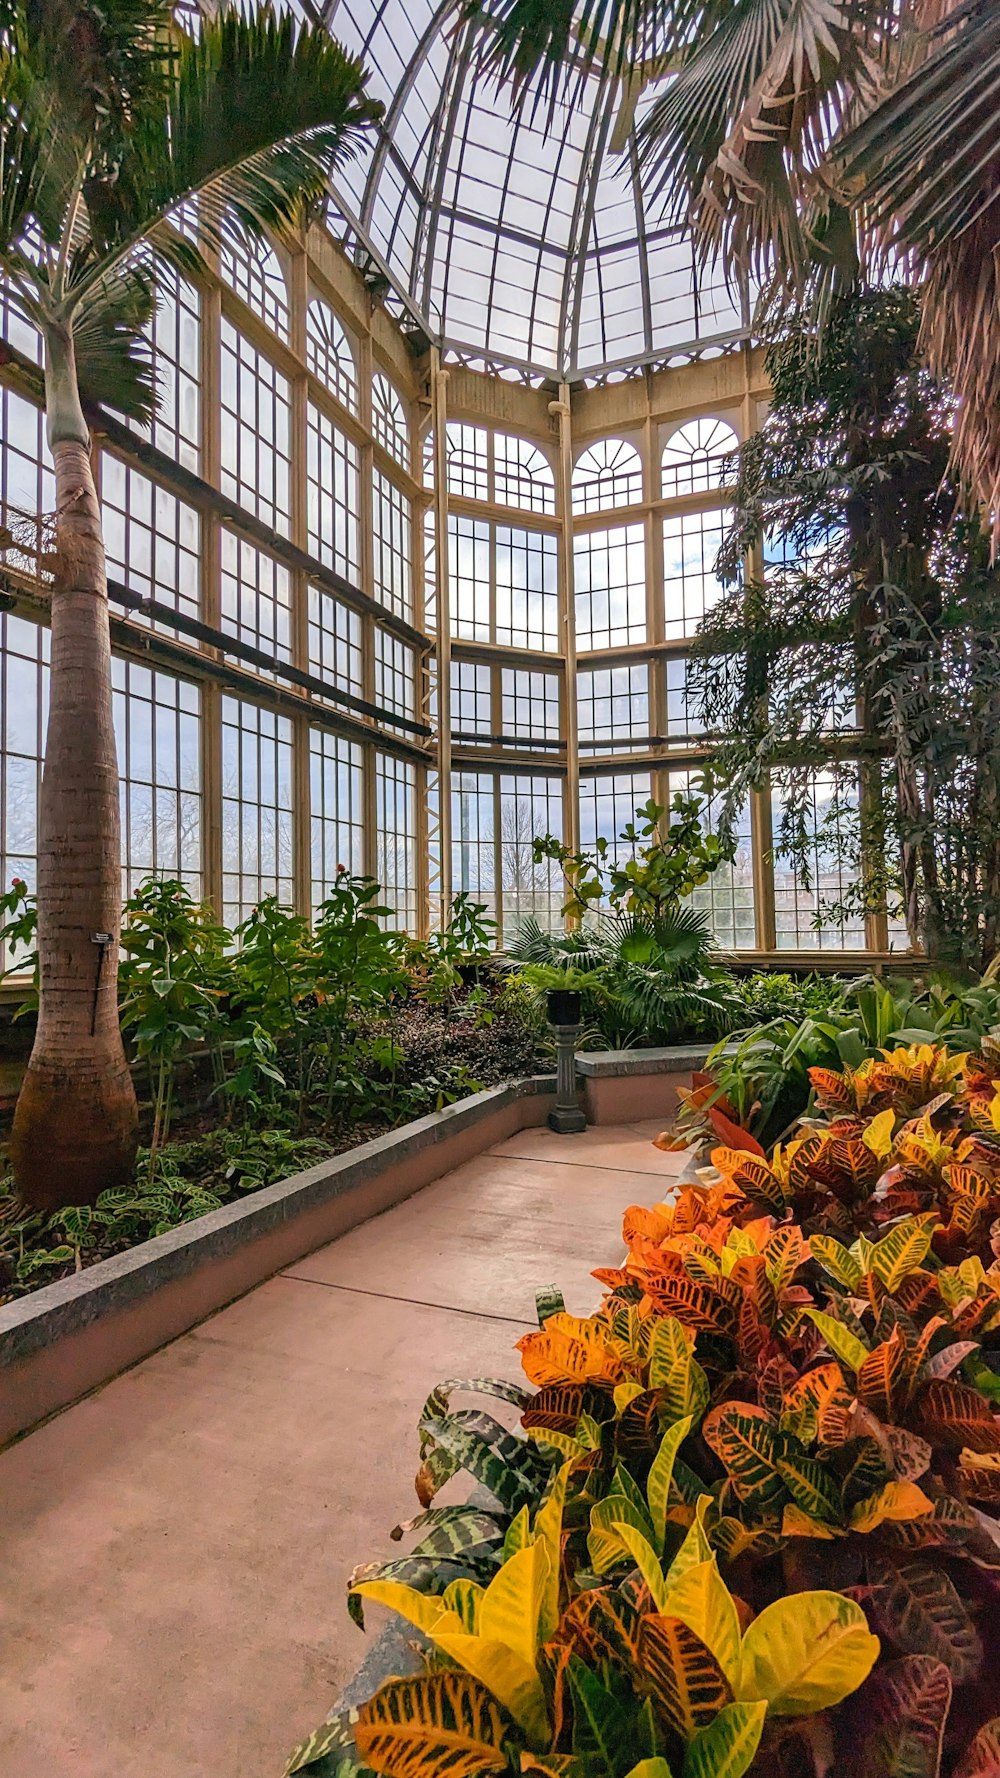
left=308, top=0, right=750, bottom=384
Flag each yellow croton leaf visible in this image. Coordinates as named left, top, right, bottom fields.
left=611, top=1521, right=671, bottom=1614
left=737, top=1591, right=879, bottom=1717
left=781, top=1503, right=842, bottom=1541
left=349, top=1577, right=464, bottom=1637
left=442, top=1578, right=484, bottom=1632
left=533, top=1463, right=572, bottom=1643
left=614, top=1380, right=645, bottom=1414
left=662, top=1554, right=742, bottom=1691
left=862, top=1107, right=896, bottom=1159
left=646, top=1415, right=694, bottom=1555
left=668, top=1495, right=714, bottom=1586
left=432, top=1633, right=548, bottom=1745
left=524, top=1427, right=584, bottom=1461
left=848, top=1480, right=934, bottom=1533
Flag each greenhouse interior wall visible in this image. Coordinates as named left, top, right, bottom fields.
left=0, top=216, right=905, bottom=970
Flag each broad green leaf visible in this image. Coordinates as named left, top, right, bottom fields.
left=663, top=1556, right=742, bottom=1689
left=625, top=1762, right=675, bottom=1778
left=777, top=1448, right=844, bottom=1527
left=565, top=1657, right=634, bottom=1775
left=647, top=1318, right=709, bottom=1425
left=682, top=1701, right=767, bottom=1778
left=647, top=1415, right=694, bottom=1555
left=807, top=1308, right=870, bottom=1374
left=737, top=1591, right=880, bottom=1717
left=702, top=1404, right=785, bottom=1509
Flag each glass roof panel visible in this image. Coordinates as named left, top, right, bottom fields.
left=320, top=0, right=748, bottom=380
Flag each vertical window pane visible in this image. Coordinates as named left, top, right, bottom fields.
left=667, top=768, right=756, bottom=950
left=499, top=773, right=562, bottom=939
left=771, top=769, right=865, bottom=951
left=375, top=751, right=416, bottom=928
left=113, top=659, right=202, bottom=897
left=310, top=729, right=364, bottom=908
left=221, top=696, right=294, bottom=927
left=577, top=664, right=649, bottom=749
left=662, top=509, right=729, bottom=640
left=220, top=320, right=291, bottom=536
left=102, top=455, right=201, bottom=633
left=574, top=523, right=646, bottom=650
left=307, top=403, right=360, bottom=582
left=372, top=468, right=413, bottom=621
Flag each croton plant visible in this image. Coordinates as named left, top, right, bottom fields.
left=287, top=1041, right=1000, bottom=1778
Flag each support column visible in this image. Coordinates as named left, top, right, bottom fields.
left=430, top=347, right=452, bottom=923
left=551, top=387, right=579, bottom=880
left=200, top=279, right=223, bottom=918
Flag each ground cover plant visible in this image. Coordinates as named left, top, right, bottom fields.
left=0, top=877, right=544, bottom=1300
left=287, top=1038, right=1000, bottom=1778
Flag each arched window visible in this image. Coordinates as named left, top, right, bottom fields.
left=305, top=299, right=358, bottom=413
left=219, top=216, right=289, bottom=342
left=661, top=417, right=738, bottom=497
left=494, top=433, right=555, bottom=515
left=572, top=438, right=643, bottom=514
left=372, top=373, right=409, bottom=470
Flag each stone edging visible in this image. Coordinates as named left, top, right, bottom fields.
left=0, top=1074, right=556, bottom=1446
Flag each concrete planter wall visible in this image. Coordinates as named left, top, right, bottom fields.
left=0, top=1075, right=555, bottom=1449
left=576, top=1044, right=719, bottom=1125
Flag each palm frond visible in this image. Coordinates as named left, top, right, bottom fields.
left=837, top=0, right=1000, bottom=542
left=73, top=261, right=157, bottom=421
left=68, top=5, right=380, bottom=306
left=637, top=0, right=886, bottom=297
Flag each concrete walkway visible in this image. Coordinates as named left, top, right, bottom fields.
left=0, top=1121, right=690, bottom=1778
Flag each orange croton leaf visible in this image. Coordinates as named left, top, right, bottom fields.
left=516, top=1312, right=625, bottom=1388
left=705, top=1104, right=767, bottom=1155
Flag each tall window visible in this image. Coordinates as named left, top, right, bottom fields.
left=372, top=374, right=409, bottom=469
left=219, top=320, right=291, bottom=537
left=113, top=659, right=201, bottom=896
left=307, top=402, right=360, bottom=582
left=667, top=768, right=756, bottom=950
left=572, top=438, right=643, bottom=513
left=453, top=771, right=496, bottom=919
left=220, top=531, right=291, bottom=676
left=771, top=770, right=866, bottom=951
left=221, top=696, right=294, bottom=927
left=577, top=664, right=649, bottom=749
left=220, top=220, right=289, bottom=341
left=661, top=417, right=738, bottom=496
left=497, top=526, right=558, bottom=650
left=451, top=661, right=492, bottom=744
left=0, top=614, right=48, bottom=935
left=128, top=269, right=201, bottom=472
left=306, top=299, right=358, bottom=413
left=501, top=669, right=559, bottom=742
left=499, top=774, right=562, bottom=938
left=308, top=586, right=363, bottom=703
left=101, top=456, right=200, bottom=632
left=375, top=752, right=416, bottom=928
left=579, top=772, right=652, bottom=859
left=0, top=387, right=53, bottom=536
left=662, top=508, right=729, bottom=639
left=372, top=468, right=413, bottom=621
left=374, top=629, right=415, bottom=729
left=310, top=729, right=364, bottom=906
left=665, top=655, right=710, bottom=749
left=574, top=524, right=646, bottom=650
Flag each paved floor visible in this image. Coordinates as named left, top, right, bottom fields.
left=0, top=1121, right=691, bottom=1778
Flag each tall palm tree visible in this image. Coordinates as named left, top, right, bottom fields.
left=0, top=0, right=378, bottom=1209
left=470, top=0, right=1000, bottom=535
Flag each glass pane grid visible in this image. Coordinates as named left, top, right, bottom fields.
left=375, top=628, right=416, bottom=727
left=663, top=508, right=730, bottom=640
left=372, top=467, right=413, bottom=621
left=375, top=751, right=417, bottom=928
left=306, top=299, right=359, bottom=413
left=772, top=770, right=866, bottom=951
left=220, top=530, right=292, bottom=680
left=574, top=523, right=646, bottom=650
left=308, top=586, right=363, bottom=702
left=310, top=728, right=364, bottom=907
left=501, top=667, right=559, bottom=741
left=220, top=320, right=291, bottom=537
left=221, top=695, right=295, bottom=928
left=577, top=663, right=649, bottom=747
left=307, top=403, right=361, bottom=582
left=451, top=660, right=492, bottom=742
left=102, top=455, right=201, bottom=635
left=220, top=224, right=289, bottom=342
left=113, top=657, right=202, bottom=898
left=572, top=438, right=643, bottom=513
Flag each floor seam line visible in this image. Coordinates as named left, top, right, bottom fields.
left=486, top=1152, right=682, bottom=1178
left=274, top=1272, right=529, bottom=1326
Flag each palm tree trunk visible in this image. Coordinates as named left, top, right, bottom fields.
left=10, top=324, right=138, bottom=1209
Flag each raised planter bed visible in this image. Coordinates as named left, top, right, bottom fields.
left=0, top=1074, right=555, bottom=1450
left=575, top=1042, right=724, bottom=1125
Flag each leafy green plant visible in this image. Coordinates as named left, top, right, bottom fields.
left=533, top=795, right=734, bottom=930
